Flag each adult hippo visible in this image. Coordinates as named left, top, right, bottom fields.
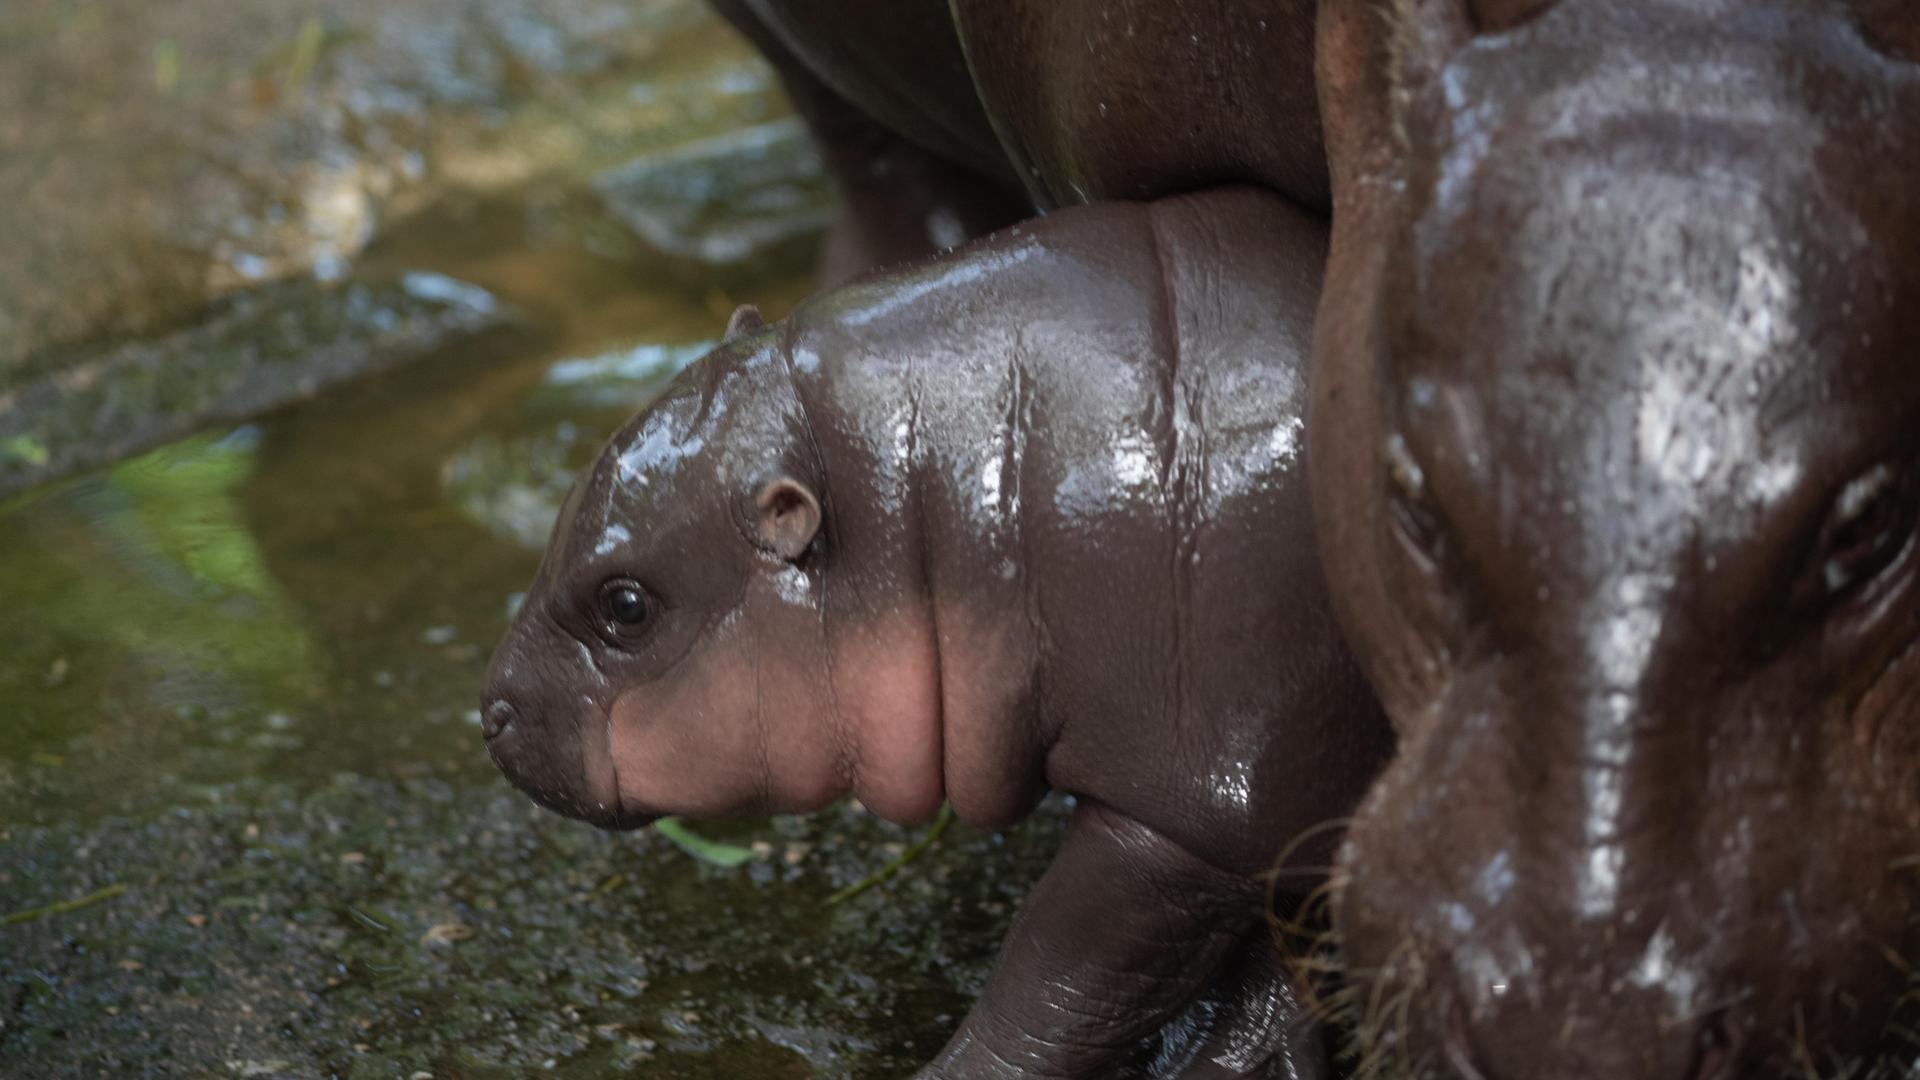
left=706, top=0, right=1328, bottom=282
left=1311, top=0, right=1920, bottom=1076
left=484, top=187, right=1393, bottom=1077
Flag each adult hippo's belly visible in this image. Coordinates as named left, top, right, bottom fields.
left=732, top=0, right=1330, bottom=214
left=949, top=0, right=1327, bottom=212
left=1312, top=1, right=1920, bottom=1077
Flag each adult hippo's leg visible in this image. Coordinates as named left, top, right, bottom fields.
left=915, top=802, right=1329, bottom=1080
left=707, top=0, right=1031, bottom=283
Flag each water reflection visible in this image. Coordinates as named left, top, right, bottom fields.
left=0, top=231, right=812, bottom=828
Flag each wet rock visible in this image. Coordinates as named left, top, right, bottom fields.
left=0, top=274, right=503, bottom=499
left=594, top=118, right=836, bottom=267
left=442, top=427, right=583, bottom=551
left=0, top=0, right=805, bottom=496
left=442, top=339, right=715, bottom=548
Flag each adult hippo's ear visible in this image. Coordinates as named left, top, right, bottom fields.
left=753, top=477, right=821, bottom=562
left=723, top=304, right=766, bottom=344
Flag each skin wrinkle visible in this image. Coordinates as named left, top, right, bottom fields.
left=1145, top=202, right=1193, bottom=746
left=905, top=334, right=950, bottom=816
left=601, top=710, right=623, bottom=819
left=773, top=329, right=864, bottom=790
left=816, top=554, right=859, bottom=797
left=772, top=321, right=833, bottom=507
left=813, top=578, right=858, bottom=795
left=1009, top=325, right=1061, bottom=749
left=749, top=588, right=774, bottom=813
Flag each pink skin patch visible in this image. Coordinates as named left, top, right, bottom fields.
left=604, top=581, right=947, bottom=826
left=833, top=613, right=945, bottom=824
left=933, top=607, right=1042, bottom=830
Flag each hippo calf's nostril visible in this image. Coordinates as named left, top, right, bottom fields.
left=482, top=700, right=516, bottom=741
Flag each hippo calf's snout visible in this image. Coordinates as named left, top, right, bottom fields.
left=481, top=616, right=654, bottom=829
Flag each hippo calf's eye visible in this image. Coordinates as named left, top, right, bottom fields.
left=598, top=579, right=650, bottom=627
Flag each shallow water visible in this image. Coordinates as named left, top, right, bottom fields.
left=0, top=147, right=1066, bottom=1080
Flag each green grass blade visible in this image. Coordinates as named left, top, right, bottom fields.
left=653, top=817, right=756, bottom=869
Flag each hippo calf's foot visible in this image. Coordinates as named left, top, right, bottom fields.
left=484, top=185, right=1390, bottom=1077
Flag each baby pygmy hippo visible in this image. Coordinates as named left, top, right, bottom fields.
left=483, top=186, right=1392, bottom=1078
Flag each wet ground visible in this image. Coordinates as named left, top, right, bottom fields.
left=0, top=10, right=1068, bottom=1077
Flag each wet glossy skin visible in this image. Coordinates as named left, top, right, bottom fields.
left=1312, top=1, right=1920, bottom=1076
left=485, top=188, right=1392, bottom=1078
left=706, top=0, right=1032, bottom=285
left=713, top=0, right=1330, bottom=283
left=949, top=0, right=1327, bottom=213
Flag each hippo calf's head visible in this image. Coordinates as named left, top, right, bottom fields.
left=483, top=308, right=883, bottom=829
left=1313, top=1, right=1920, bottom=1075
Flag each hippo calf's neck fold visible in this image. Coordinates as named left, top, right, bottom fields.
left=485, top=186, right=1388, bottom=873
left=1314, top=0, right=1920, bottom=1076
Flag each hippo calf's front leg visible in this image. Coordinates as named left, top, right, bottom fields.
left=915, top=802, right=1328, bottom=1080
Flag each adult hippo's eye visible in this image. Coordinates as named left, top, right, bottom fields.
left=597, top=578, right=650, bottom=628
left=1795, top=463, right=1918, bottom=609
left=1386, top=434, right=1447, bottom=570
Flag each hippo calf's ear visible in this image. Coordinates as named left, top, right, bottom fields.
left=724, top=304, right=766, bottom=344
left=754, top=477, right=821, bottom=562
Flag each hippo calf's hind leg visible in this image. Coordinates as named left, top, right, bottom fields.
left=913, top=801, right=1330, bottom=1080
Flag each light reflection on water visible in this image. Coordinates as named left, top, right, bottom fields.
left=0, top=217, right=815, bottom=828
